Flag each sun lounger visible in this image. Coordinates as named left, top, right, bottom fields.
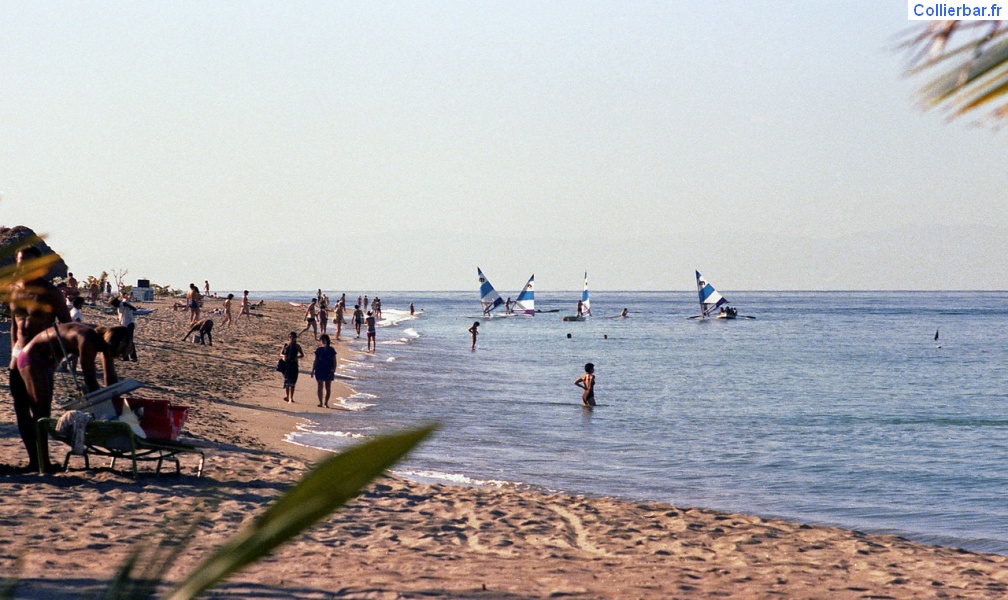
left=36, top=417, right=205, bottom=478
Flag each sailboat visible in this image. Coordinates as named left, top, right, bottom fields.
left=478, top=267, right=504, bottom=316
left=563, top=272, right=591, bottom=321
left=692, top=271, right=750, bottom=319
left=512, top=274, right=535, bottom=316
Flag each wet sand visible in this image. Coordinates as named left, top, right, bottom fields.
left=1, top=298, right=1007, bottom=598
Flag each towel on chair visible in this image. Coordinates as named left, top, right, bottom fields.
left=56, top=411, right=93, bottom=455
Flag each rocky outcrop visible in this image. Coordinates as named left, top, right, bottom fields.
left=0, top=225, right=68, bottom=281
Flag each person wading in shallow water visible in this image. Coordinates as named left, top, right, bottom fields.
left=468, top=321, right=480, bottom=350
left=8, top=246, right=72, bottom=472
left=575, top=362, right=596, bottom=407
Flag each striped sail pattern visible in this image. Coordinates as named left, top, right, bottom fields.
left=696, top=270, right=726, bottom=318
left=581, top=272, right=591, bottom=315
left=513, top=274, right=535, bottom=315
left=478, top=267, right=504, bottom=315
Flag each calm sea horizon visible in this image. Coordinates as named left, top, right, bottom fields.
left=246, top=290, right=1008, bottom=555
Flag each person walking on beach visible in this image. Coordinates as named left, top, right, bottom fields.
left=575, top=362, right=596, bottom=407
left=334, top=301, right=345, bottom=340
left=353, top=304, right=364, bottom=338
left=318, top=301, right=328, bottom=336
left=238, top=290, right=252, bottom=322
left=311, top=334, right=338, bottom=408
left=299, top=298, right=318, bottom=340
left=222, top=293, right=234, bottom=328
left=365, top=311, right=377, bottom=352
left=280, top=331, right=304, bottom=403
left=8, top=245, right=73, bottom=472
left=469, top=321, right=480, bottom=350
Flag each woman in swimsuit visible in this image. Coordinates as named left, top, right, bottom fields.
left=574, top=362, right=596, bottom=407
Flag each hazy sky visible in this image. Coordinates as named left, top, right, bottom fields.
left=2, top=2, right=1006, bottom=291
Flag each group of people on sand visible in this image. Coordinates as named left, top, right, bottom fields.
left=7, top=247, right=141, bottom=472
left=279, top=291, right=386, bottom=406
left=297, top=292, right=378, bottom=349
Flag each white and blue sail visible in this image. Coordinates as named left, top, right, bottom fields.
left=581, top=271, right=591, bottom=316
left=696, top=270, right=726, bottom=318
left=513, top=274, right=535, bottom=315
left=478, top=267, right=504, bottom=315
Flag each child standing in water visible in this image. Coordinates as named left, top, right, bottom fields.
left=575, top=362, right=596, bottom=406
left=468, top=321, right=480, bottom=350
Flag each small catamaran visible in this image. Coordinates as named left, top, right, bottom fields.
left=563, top=272, right=591, bottom=321
left=692, top=271, right=752, bottom=319
left=478, top=267, right=505, bottom=316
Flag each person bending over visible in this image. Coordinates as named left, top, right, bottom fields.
left=17, top=322, right=121, bottom=471
left=182, top=319, right=214, bottom=345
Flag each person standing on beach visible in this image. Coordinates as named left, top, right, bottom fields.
left=469, top=321, right=480, bottom=350
left=575, top=362, right=596, bottom=407
left=353, top=304, right=364, bottom=338
left=365, top=311, right=377, bottom=352
left=222, top=293, right=234, bottom=328
left=187, top=283, right=202, bottom=325
left=8, top=246, right=73, bottom=471
left=280, top=331, right=304, bottom=403
left=109, top=296, right=138, bottom=361
left=204, top=280, right=210, bottom=297
left=299, top=298, right=318, bottom=340
left=69, top=296, right=85, bottom=323
left=311, top=334, right=338, bottom=408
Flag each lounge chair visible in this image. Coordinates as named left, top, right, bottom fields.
left=37, top=397, right=205, bottom=478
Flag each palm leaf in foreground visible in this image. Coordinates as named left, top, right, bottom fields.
left=165, top=424, right=436, bottom=600
left=901, top=20, right=1008, bottom=124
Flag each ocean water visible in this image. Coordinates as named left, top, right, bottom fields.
left=272, top=290, right=1008, bottom=554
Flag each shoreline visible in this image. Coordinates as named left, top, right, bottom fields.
left=2, top=298, right=1008, bottom=597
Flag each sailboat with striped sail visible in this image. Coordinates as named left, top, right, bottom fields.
left=512, top=274, right=535, bottom=316
left=693, top=271, right=751, bottom=319
left=478, top=267, right=504, bottom=316
left=563, top=272, right=591, bottom=321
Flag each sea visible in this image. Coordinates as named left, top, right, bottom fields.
left=256, top=290, right=1008, bottom=555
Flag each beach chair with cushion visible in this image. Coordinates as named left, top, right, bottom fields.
left=37, top=397, right=205, bottom=478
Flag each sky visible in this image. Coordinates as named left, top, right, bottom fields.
left=1, top=2, right=1006, bottom=292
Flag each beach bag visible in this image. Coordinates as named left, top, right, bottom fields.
left=276, top=358, right=286, bottom=372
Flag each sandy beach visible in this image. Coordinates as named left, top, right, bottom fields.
left=1, top=298, right=1008, bottom=599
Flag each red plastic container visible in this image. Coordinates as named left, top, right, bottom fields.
left=111, top=397, right=189, bottom=441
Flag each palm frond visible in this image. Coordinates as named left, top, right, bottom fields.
left=902, top=19, right=1008, bottom=123
left=165, top=425, right=435, bottom=600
